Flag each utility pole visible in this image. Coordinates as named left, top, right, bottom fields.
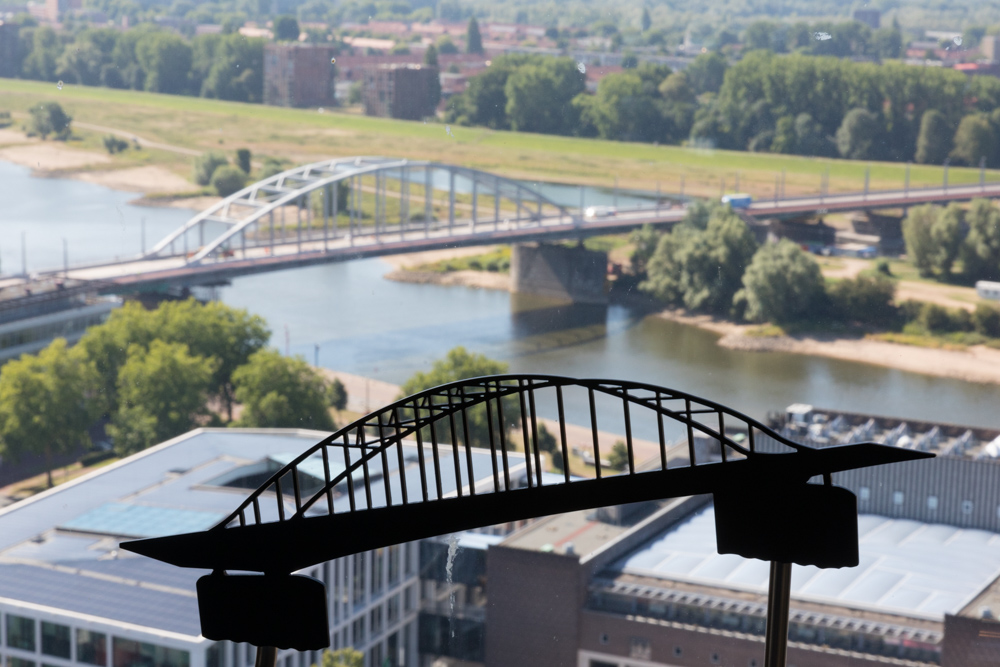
left=284, top=325, right=290, bottom=356
left=314, top=344, right=320, bottom=367
left=21, top=232, right=26, bottom=277
left=943, top=159, right=949, bottom=191
left=981, top=156, right=986, bottom=191
left=904, top=162, right=910, bottom=196
left=63, top=238, right=68, bottom=276
left=614, top=174, right=619, bottom=209
left=141, top=217, right=146, bottom=255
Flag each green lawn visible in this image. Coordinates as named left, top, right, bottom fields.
left=3, top=78, right=997, bottom=198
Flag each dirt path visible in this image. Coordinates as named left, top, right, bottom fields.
left=72, top=121, right=202, bottom=156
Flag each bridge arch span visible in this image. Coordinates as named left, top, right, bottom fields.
left=147, top=157, right=571, bottom=265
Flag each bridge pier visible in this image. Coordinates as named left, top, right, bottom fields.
left=510, top=243, right=608, bottom=305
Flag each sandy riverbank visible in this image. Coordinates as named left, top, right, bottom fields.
left=381, top=246, right=512, bottom=291
left=657, top=309, right=1000, bottom=385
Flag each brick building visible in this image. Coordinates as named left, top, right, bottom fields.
left=263, top=43, right=338, bottom=108
left=361, top=63, right=439, bottom=120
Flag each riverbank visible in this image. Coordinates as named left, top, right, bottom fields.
left=656, top=309, right=1000, bottom=385
left=381, top=246, right=511, bottom=291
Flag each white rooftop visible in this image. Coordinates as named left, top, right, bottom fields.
left=615, top=504, right=1000, bottom=620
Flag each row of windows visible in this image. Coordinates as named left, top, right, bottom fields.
left=859, top=487, right=986, bottom=515
left=3, top=615, right=187, bottom=667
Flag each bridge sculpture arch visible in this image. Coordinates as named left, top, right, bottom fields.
left=123, top=375, right=927, bottom=660
left=146, top=157, right=572, bottom=265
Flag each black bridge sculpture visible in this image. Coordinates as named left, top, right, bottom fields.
left=122, top=375, right=931, bottom=667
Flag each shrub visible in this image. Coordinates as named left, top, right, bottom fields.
left=827, top=274, right=896, bottom=324
left=236, top=148, right=252, bottom=174
left=102, top=134, right=130, bottom=154
left=916, top=302, right=973, bottom=333
left=29, top=101, right=72, bottom=140
left=0, top=111, right=11, bottom=128
left=211, top=165, right=247, bottom=196
left=193, top=152, right=229, bottom=186
left=973, top=303, right=1000, bottom=337
left=875, top=258, right=892, bottom=276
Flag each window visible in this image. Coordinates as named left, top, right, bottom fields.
left=387, top=595, right=400, bottom=624
left=40, top=624, right=69, bottom=659
left=76, top=631, right=106, bottom=666
left=111, top=639, right=189, bottom=667
left=205, top=644, right=221, bottom=667
left=598, top=633, right=609, bottom=645
left=404, top=543, right=413, bottom=576
left=673, top=646, right=683, bottom=658
left=8, top=659, right=35, bottom=667
left=372, top=548, right=384, bottom=596
left=388, top=545, right=401, bottom=586
left=893, top=491, right=904, bottom=506
left=403, top=586, right=413, bottom=612
left=370, top=606, right=383, bottom=636
left=6, top=616, right=35, bottom=652
left=928, top=495, right=939, bottom=510
left=590, top=662, right=616, bottom=667
left=352, top=553, right=366, bottom=606
left=710, top=653, right=721, bottom=664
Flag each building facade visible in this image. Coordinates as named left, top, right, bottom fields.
left=263, top=44, right=338, bottom=108
left=361, top=65, right=439, bottom=121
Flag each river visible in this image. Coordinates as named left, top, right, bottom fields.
left=3, top=160, right=998, bottom=429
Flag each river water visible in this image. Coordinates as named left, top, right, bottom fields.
left=4, top=161, right=998, bottom=428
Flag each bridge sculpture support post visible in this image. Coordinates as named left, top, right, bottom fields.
left=510, top=242, right=608, bottom=305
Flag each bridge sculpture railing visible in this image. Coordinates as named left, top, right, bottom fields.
left=123, top=375, right=930, bottom=667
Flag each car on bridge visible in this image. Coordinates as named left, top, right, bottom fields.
left=584, top=205, right=617, bottom=218
left=721, top=193, right=753, bottom=209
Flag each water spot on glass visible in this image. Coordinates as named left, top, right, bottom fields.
left=446, top=125, right=455, bottom=138
left=56, top=80, right=63, bottom=90
left=330, top=57, right=336, bottom=64
left=813, top=31, right=831, bottom=41
left=577, top=62, right=586, bottom=74
left=318, top=107, right=325, bottom=113
left=954, top=36, right=963, bottom=46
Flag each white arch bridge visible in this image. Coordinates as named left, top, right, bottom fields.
left=53, top=155, right=1000, bottom=290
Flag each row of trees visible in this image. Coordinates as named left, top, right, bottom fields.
left=11, top=22, right=267, bottom=102
left=903, top=199, right=1000, bottom=280
left=0, top=300, right=345, bottom=487
left=446, top=49, right=1000, bottom=166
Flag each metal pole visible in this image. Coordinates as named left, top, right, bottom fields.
left=943, top=159, right=949, bottom=192
left=680, top=174, right=685, bottom=198
left=254, top=647, right=277, bottom=667
left=614, top=174, right=618, bottom=209
left=448, top=169, right=455, bottom=231
left=981, top=156, right=987, bottom=192
left=141, top=217, right=146, bottom=254
left=905, top=162, right=910, bottom=196
left=864, top=166, right=870, bottom=200
left=579, top=185, right=584, bottom=217
left=780, top=169, right=786, bottom=199
left=764, top=561, right=792, bottom=667
left=63, top=238, right=68, bottom=275
left=656, top=181, right=660, bottom=214
left=21, top=231, right=26, bottom=276
left=314, top=343, right=320, bottom=367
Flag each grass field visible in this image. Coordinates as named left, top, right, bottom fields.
left=3, top=78, right=998, bottom=199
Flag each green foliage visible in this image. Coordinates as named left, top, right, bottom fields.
left=108, top=405, right=159, bottom=456
left=102, top=134, right=130, bottom=154
left=902, top=205, right=940, bottom=277
left=740, top=239, right=825, bottom=323
left=437, top=36, right=458, bottom=55
left=505, top=58, right=585, bottom=135
left=0, top=339, right=100, bottom=488
left=963, top=199, right=1000, bottom=281
left=932, top=203, right=965, bottom=276
left=641, top=206, right=757, bottom=314
left=110, top=340, right=218, bottom=448
left=327, top=377, right=348, bottom=411
left=273, top=16, right=300, bottom=41
left=575, top=64, right=672, bottom=142
left=400, top=347, right=516, bottom=449
left=685, top=51, right=727, bottom=95
left=212, top=165, right=248, bottom=196
left=915, top=109, right=952, bottom=165
left=136, top=32, right=192, bottom=94
left=29, top=101, right=71, bottom=140
left=535, top=423, right=557, bottom=454
left=423, top=44, right=438, bottom=67
left=628, top=224, right=659, bottom=276
left=827, top=274, right=896, bottom=324
left=235, top=148, right=252, bottom=174
left=973, top=303, right=1000, bottom=338
left=836, top=108, right=881, bottom=160
left=607, top=440, right=629, bottom=471
left=951, top=113, right=997, bottom=167
left=466, top=16, right=483, bottom=54
left=232, top=349, right=334, bottom=430
left=194, top=152, right=229, bottom=186
left=875, top=258, right=892, bottom=276
left=0, top=111, right=11, bottom=128
left=316, top=649, right=362, bottom=667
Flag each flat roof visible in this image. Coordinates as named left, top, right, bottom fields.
left=0, top=429, right=522, bottom=639
left=613, top=504, right=1000, bottom=621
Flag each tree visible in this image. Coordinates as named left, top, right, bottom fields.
left=110, top=340, right=217, bottom=449
left=445, top=54, right=536, bottom=129
left=629, top=224, right=659, bottom=276
left=963, top=199, right=1000, bottom=281
left=274, top=16, right=300, bottom=42
left=608, top=441, right=629, bottom=471
left=739, top=239, right=825, bottom=323
left=684, top=51, right=727, bottom=95
left=641, top=207, right=757, bottom=314
left=902, top=205, right=939, bottom=277
left=327, top=378, right=348, bottom=411
left=640, top=7, right=651, bottom=32
left=466, top=17, right=483, bottom=54
left=575, top=65, right=670, bottom=142
left=436, top=36, right=458, bottom=55
left=658, top=71, right=698, bottom=142
left=423, top=43, right=438, bottom=67
left=827, top=274, right=896, bottom=324
left=198, top=35, right=266, bottom=103
left=400, top=347, right=516, bottom=449
left=21, top=26, right=61, bottom=81
left=235, top=148, right=251, bottom=174
left=836, top=108, right=881, bottom=160
left=232, top=349, right=335, bottom=430
left=316, top=649, right=362, bottom=667
left=915, top=109, right=952, bottom=164
left=135, top=33, right=192, bottom=94
left=194, top=152, right=229, bottom=185
left=212, top=165, right=247, bottom=196
left=931, top=203, right=965, bottom=276
left=29, top=101, right=72, bottom=140
left=424, top=45, right=442, bottom=109
left=951, top=114, right=997, bottom=167
left=0, top=340, right=99, bottom=488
